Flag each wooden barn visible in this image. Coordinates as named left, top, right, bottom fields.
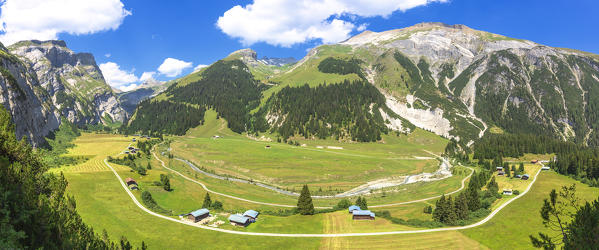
left=352, top=210, right=375, bottom=220
left=521, top=174, right=530, bottom=180
left=188, top=208, right=210, bottom=222
left=348, top=205, right=361, bottom=213
left=243, top=210, right=259, bottom=222
left=125, top=178, right=137, bottom=186
left=228, top=214, right=250, bottom=227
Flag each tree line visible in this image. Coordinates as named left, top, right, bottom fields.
left=254, top=80, right=390, bottom=142
left=317, top=57, right=365, bottom=79
left=126, top=100, right=206, bottom=136
left=0, top=106, right=143, bottom=249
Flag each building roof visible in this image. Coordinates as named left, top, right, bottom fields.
left=348, top=205, right=361, bottom=212
left=125, top=177, right=136, bottom=183
left=190, top=208, right=209, bottom=217
left=522, top=174, right=530, bottom=177
left=228, top=214, right=249, bottom=224
left=503, top=189, right=513, bottom=192
left=243, top=210, right=259, bottom=218
left=352, top=210, right=375, bottom=217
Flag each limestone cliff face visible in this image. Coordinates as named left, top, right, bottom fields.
left=9, top=40, right=127, bottom=126
left=0, top=44, right=59, bottom=146
left=0, top=40, right=127, bottom=146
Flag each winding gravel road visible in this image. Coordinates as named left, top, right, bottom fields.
left=102, top=157, right=544, bottom=237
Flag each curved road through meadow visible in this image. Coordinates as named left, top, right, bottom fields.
left=103, top=156, right=544, bottom=237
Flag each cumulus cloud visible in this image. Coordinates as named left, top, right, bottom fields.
left=157, top=58, right=192, bottom=77
left=139, top=71, right=156, bottom=82
left=0, top=0, right=131, bottom=45
left=217, top=0, right=447, bottom=47
left=193, top=64, right=209, bottom=72
left=99, top=62, right=138, bottom=91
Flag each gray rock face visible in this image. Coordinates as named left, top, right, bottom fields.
left=9, top=40, right=127, bottom=126
left=0, top=45, right=59, bottom=146
left=0, top=40, right=127, bottom=146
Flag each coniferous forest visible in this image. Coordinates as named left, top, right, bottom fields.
left=126, top=100, right=206, bottom=135
left=0, top=106, right=137, bottom=249
left=255, top=80, right=391, bottom=142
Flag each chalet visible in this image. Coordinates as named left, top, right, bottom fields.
left=228, top=214, right=250, bottom=227
left=352, top=210, right=375, bottom=220
left=188, top=208, right=210, bottom=222
left=243, top=210, right=259, bottom=222
left=531, top=160, right=538, bottom=164
left=497, top=171, right=505, bottom=176
left=503, top=189, right=513, bottom=195
left=496, top=167, right=503, bottom=171
left=348, top=205, right=361, bottom=213
left=125, top=178, right=137, bottom=186
left=521, top=174, right=530, bottom=180
left=541, top=166, right=551, bottom=170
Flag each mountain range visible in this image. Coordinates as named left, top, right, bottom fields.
left=1, top=22, right=599, bottom=147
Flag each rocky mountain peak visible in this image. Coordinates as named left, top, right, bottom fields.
left=228, top=48, right=257, bottom=60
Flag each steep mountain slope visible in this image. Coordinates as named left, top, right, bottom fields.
left=128, top=23, right=599, bottom=146
left=0, top=43, right=59, bottom=146
left=0, top=40, right=127, bottom=146
left=271, top=22, right=599, bottom=145
left=9, top=40, right=127, bottom=125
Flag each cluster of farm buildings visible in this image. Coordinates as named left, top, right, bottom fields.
left=348, top=205, right=375, bottom=220
left=185, top=208, right=260, bottom=227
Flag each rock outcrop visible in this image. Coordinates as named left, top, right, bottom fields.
left=0, top=40, right=127, bottom=146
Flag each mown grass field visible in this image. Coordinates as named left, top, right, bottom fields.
left=172, top=110, right=448, bottom=192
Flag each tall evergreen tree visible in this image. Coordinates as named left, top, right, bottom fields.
left=486, top=176, right=499, bottom=194
left=297, top=185, right=315, bottom=215
left=467, top=186, right=481, bottom=211
left=455, top=192, right=470, bottom=220
left=202, top=193, right=212, bottom=209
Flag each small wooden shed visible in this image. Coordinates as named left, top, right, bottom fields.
left=228, top=214, right=250, bottom=227
left=352, top=210, right=375, bottom=220
left=243, top=210, right=259, bottom=222
left=188, top=208, right=210, bottom=222
left=125, top=178, right=137, bottom=186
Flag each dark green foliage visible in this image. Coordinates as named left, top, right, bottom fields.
left=355, top=196, right=368, bottom=210
left=486, top=176, right=499, bottom=194
left=336, top=199, right=351, bottom=209
left=141, top=191, right=171, bottom=215
left=0, top=106, right=130, bottom=248
left=317, top=57, right=365, bottom=78
left=473, top=133, right=599, bottom=186
left=160, top=174, right=171, bottom=191
left=529, top=184, right=598, bottom=249
left=423, top=205, right=433, bottom=214
left=563, top=196, right=599, bottom=248
left=433, top=195, right=457, bottom=224
left=167, top=60, right=263, bottom=133
left=455, top=192, right=470, bottom=220
left=297, top=184, right=314, bottom=215
left=127, top=100, right=206, bottom=135
left=257, top=80, right=388, bottom=142
left=202, top=193, right=212, bottom=209
left=211, top=201, right=223, bottom=210
left=40, top=118, right=87, bottom=168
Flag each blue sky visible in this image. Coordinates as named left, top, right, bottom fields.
left=1, top=0, right=598, bottom=90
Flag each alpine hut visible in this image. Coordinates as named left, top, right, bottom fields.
left=228, top=214, right=250, bottom=227
left=188, top=208, right=210, bottom=222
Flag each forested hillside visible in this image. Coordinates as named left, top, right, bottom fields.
left=254, top=80, right=407, bottom=142
left=0, top=106, right=135, bottom=248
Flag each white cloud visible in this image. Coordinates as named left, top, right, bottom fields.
left=99, top=62, right=138, bottom=90
left=119, top=84, right=139, bottom=92
left=194, top=64, right=209, bottom=72
left=217, top=0, right=447, bottom=47
left=157, top=58, right=192, bottom=77
left=0, top=0, right=131, bottom=45
left=139, top=71, right=156, bottom=82
left=105, top=53, right=111, bottom=58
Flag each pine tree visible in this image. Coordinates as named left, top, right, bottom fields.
left=297, top=184, right=315, bottom=215
left=433, top=195, right=445, bottom=222
left=355, top=197, right=362, bottom=208
left=467, top=186, right=481, bottom=211
left=147, top=162, right=152, bottom=170
left=486, top=176, right=499, bottom=194
left=444, top=196, right=457, bottom=224
left=519, top=163, right=525, bottom=173
left=202, top=193, right=212, bottom=208
left=360, top=197, right=368, bottom=210
left=455, top=193, right=469, bottom=220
